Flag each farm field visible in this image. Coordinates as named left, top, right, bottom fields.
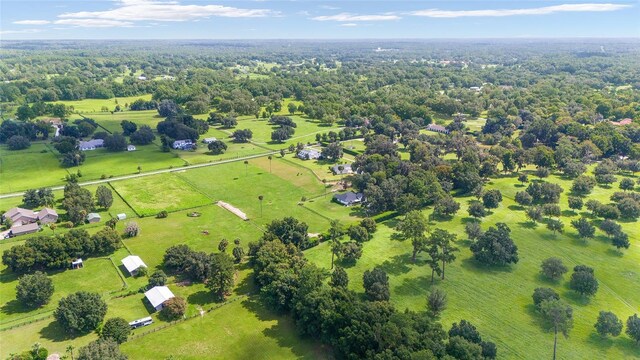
left=111, top=173, right=212, bottom=216
left=49, top=94, right=153, bottom=114
left=73, top=110, right=163, bottom=134
left=305, top=169, right=640, bottom=360
left=0, top=143, right=70, bottom=193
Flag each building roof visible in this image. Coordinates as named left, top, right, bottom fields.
left=86, top=213, right=101, bottom=220
left=426, top=124, right=449, bottom=133
left=5, top=207, right=37, bottom=222
left=203, top=137, right=217, bottom=142
left=10, top=223, right=39, bottom=235
left=122, top=255, right=147, bottom=274
left=72, top=258, right=83, bottom=265
left=332, top=164, right=353, bottom=175
left=334, top=191, right=364, bottom=205
left=117, top=213, right=127, bottom=220
left=79, top=139, right=104, bottom=149
left=127, top=145, right=136, bottom=150
left=144, top=286, right=175, bottom=309
left=38, top=207, right=58, bottom=218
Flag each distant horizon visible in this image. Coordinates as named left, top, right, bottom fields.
left=1, top=1, right=638, bottom=40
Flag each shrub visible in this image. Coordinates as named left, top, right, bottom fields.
left=16, top=271, right=54, bottom=308
left=160, top=296, right=187, bottom=320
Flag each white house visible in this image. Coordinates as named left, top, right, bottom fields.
left=172, top=139, right=195, bottom=150
left=144, top=286, right=175, bottom=311
left=127, top=145, right=136, bottom=151
left=117, top=213, right=127, bottom=220
left=78, top=139, right=104, bottom=151
left=297, top=148, right=321, bottom=160
left=202, top=137, right=217, bottom=144
left=121, top=255, right=147, bottom=276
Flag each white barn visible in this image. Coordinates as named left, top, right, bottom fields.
left=121, top=255, right=147, bottom=276
left=144, top=286, right=175, bottom=311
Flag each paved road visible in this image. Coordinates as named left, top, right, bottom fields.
left=0, top=150, right=278, bottom=199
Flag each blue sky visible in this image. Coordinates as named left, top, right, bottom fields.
left=1, top=1, right=638, bottom=39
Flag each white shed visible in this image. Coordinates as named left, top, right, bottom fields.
left=117, top=213, right=127, bottom=220
left=121, top=255, right=147, bottom=276
left=144, top=286, right=175, bottom=311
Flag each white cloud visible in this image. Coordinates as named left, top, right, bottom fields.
left=410, top=3, right=632, bottom=18
left=320, top=5, right=340, bottom=10
left=13, top=20, right=51, bottom=25
left=312, top=12, right=400, bottom=21
left=54, top=19, right=134, bottom=27
left=0, top=29, right=42, bottom=35
left=58, top=0, right=278, bottom=22
left=340, top=23, right=358, bottom=27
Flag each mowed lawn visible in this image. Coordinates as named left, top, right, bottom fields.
left=0, top=143, right=70, bottom=193
left=74, top=110, right=164, bottom=134
left=177, top=158, right=330, bottom=233
left=305, top=171, right=640, bottom=360
left=121, top=296, right=327, bottom=360
left=75, top=145, right=185, bottom=181
left=175, top=128, right=268, bottom=165
left=227, top=115, right=343, bottom=150
left=112, top=173, right=212, bottom=216
left=50, top=94, right=152, bottom=114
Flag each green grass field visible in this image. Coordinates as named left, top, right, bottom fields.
left=50, top=94, right=152, bottom=114
left=304, top=170, right=639, bottom=360
left=75, top=110, right=163, bottom=134
left=0, top=143, right=70, bottom=193
left=111, top=173, right=212, bottom=216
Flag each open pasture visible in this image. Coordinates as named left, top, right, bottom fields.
left=0, top=143, right=69, bottom=193
left=305, top=170, right=640, bottom=360
left=49, top=94, right=152, bottom=114
left=111, top=173, right=211, bottom=217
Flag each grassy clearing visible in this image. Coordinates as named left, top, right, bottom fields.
left=75, top=145, right=185, bottom=181
left=226, top=115, right=342, bottom=150
left=121, top=296, right=326, bottom=360
left=49, top=94, right=152, bottom=114
left=304, top=170, right=639, bottom=360
left=111, top=173, right=212, bottom=216
left=0, top=143, right=69, bottom=193
left=174, top=128, right=268, bottom=165
left=177, top=160, right=329, bottom=233
left=77, top=110, right=163, bottom=133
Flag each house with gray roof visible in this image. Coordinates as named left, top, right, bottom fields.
left=331, top=164, right=353, bottom=175
left=426, top=124, right=450, bottom=134
left=86, top=213, right=101, bottom=223
left=3, top=207, right=37, bottom=225
left=79, top=139, right=104, bottom=151
left=9, top=223, right=40, bottom=237
left=172, top=139, right=195, bottom=150
left=297, top=148, right=321, bottom=160
left=334, top=191, right=364, bottom=206
left=144, top=286, right=175, bottom=311
left=37, top=208, right=58, bottom=224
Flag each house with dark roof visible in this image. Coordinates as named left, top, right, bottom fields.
left=297, top=148, right=321, bottom=160
left=172, top=139, right=195, bottom=150
left=426, top=124, right=450, bottom=134
left=37, top=208, right=58, bottom=224
left=9, top=223, right=40, bottom=237
left=334, top=191, right=364, bottom=206
left=331, top=164, right=353, bottom=175
left=79, top=139, right=104, bottom=151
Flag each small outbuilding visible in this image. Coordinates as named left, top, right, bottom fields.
left=127, top=145, right=136, bottom=151
left=202, top=137, right=217, bottom=144
left=71, top=258, right=84, bottom=269
left=86, top=213, right=101, bottom=223
left=121, top=255, right=147, bottom=276
left=334, top=191, right=364, bottom=206
left=117, top=213, right=127, bottom=220
left=144, top=286, right=175, bottom=311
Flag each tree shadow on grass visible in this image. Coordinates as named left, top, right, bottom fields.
left=518, top=221, right=538, bottom=229
left=40, top=320, right=77, bottom=342
left=459, top=257, right=515, bottom=274
left=234, top=262, right=256, bottom=296
left=378, top=253, right=414, bottom=276
left=508, top=205, right=525, bottom=211
left=605, top=248, right=625, bottom=258
left=0, top=299, right=34, bottom=316
left=393, top=275, right=431, bottom=297
left=524, top=303, right=547, bottom=331
left=586, top=332, right=615, bottom=351
left=534, top=273, right=563, bottom=286
left=187, top=290, right=219, bottom=305
left=561, top=288, right=591, bottom=307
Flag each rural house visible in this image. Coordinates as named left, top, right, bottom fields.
left=331, top=164, right=353, bottom=175
left=144, top=286, right=175, bottom=311
left=172, top=139, right=195, bottom=150
left=78, top=139, right=104, bottom=151
left=334, top=191, right=364, bottom=206
left=297, top=148, right=321, bottom=160
left=202, top=137, right=217, bottom=144
left=426, top=124, right=450, bottom=134
left=3, top=207, right=38, bottom=225
left=127, top=145, right=136, bottom=151
left=37, top=208, right=58, bottom=224
left=121, top=255, right=147, bottom=276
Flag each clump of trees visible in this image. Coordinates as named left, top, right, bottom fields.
left=470, top=223, right=518, bottom=266
left=100, top=317, right=131, bottom=344
left=22, top=188, right=55, bottom=208
left=54, top=291, right=107, bottom=333
left=207, top=139, right=227, bottom=155
left=160, top=297, right=187, bottom=320
left=16, top=271, right=54, bottom=308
